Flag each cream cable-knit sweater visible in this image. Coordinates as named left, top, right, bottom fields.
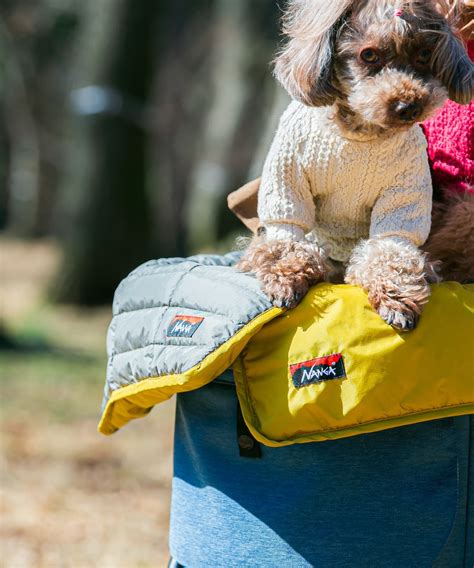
left=259, top=101, right=433, bottom=262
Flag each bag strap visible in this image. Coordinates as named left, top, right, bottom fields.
left=236, top=400, right=261, bottom=458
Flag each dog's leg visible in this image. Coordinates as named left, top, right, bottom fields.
left=345, top=237, right=439, bottom=331
left=424, top=192, right=474, bottom=283
left=237, top=237, right=329, bottom=308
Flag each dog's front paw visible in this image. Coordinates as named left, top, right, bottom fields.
left=261, top=273, right=309, bottom=309
left=368, top=281, right=430, bottom=331
left=346, top=237, right=435, bottom=331
left=368, top=277, right=432, bottom=331
left=237, top=238, right=329, bottom=309
left=376, top=298, right=419, bottom=331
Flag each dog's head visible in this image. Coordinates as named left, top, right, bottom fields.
left=274, top=0, right=473, bottom=131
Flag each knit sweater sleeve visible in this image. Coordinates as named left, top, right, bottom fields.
left=370, top=126, right=432, bottom=246
left=258, top=103, right=315, bottom=241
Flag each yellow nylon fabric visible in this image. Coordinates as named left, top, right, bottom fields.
left=233, top=283, right=474, bottom=446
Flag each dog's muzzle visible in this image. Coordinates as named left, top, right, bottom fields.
left=392, top=100, right=423, bottom=122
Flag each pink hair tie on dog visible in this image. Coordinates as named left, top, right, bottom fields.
left=394, top=9, right=403, bottom=17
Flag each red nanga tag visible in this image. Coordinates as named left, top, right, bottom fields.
left=290, top=353, right=346, bottom=388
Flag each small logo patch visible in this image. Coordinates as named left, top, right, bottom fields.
left=167, top=315, right=204, bottom=338
left=290, top=353, right=346, bottom=388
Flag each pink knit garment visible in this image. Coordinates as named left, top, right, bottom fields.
left=421, top=41, right=474, bottom=194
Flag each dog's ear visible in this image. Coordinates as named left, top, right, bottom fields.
left=427, top=0, right=474, bottom=105
left=433, top=30, right=474, bottom=104
left=273, top=0, right=352, bottom=107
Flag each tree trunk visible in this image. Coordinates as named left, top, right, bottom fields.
left=53, top=0, right=162, bottom=305
left=149, top=0, right=216, bottom=257
left=186, top=0, right=281, bottom=250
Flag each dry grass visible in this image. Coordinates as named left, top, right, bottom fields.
left=1, top=237, right=174, bottom=568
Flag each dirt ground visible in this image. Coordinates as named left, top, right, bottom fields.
left=1, top=238, right=174, bottom=568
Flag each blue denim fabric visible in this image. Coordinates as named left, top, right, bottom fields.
left=169, top=371, right=473, bottom=568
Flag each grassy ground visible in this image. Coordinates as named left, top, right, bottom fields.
left=1, top=238, right=174, bottom=568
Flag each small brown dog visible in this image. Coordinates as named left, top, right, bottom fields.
left=237, top=0, right=473, bottom=330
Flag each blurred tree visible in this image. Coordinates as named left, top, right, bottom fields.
left=149, top=0, right=216, bottom=257
left=56, top=0, right=282, bottom=304
left=185, top=0, right=282, bottom=251
left=54, top=0, right=162, bottom=305
left=0, top=0, right=79, bottom=236
left=0, top=98, right=10, bottom=230
left=213, top=0, right=282, bottom=242
left=0, top=0, right=286, bottom=304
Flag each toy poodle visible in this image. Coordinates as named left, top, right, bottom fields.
left=237, top=0, right=473, bottom=330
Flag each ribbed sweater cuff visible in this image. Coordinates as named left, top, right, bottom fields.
left=264, top=223, right=306, bottom=241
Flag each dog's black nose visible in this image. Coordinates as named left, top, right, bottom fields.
left=394, top=101, right=422, bottom=122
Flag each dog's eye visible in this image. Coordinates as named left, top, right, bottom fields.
left=360, top=48, right=381, bottom=65
left=415, top=48, right=432, bottom=66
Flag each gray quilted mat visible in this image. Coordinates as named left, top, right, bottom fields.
left=102, top=253, right=273, bottom=411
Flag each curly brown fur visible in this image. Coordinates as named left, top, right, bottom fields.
left=424, top=192, right=474, bottom=282
left=237, top=238, right=330, bottom=308
left=345, top=237, right=440, bottom=330
left=274, top=0, right=473, bottom=136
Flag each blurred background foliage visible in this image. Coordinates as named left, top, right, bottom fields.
left=0, top=3, right=288, bottom=564
left=0, top=0, right=289, bottom=305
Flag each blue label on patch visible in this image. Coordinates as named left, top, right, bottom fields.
left=167, top=315, right=204, bottom=338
